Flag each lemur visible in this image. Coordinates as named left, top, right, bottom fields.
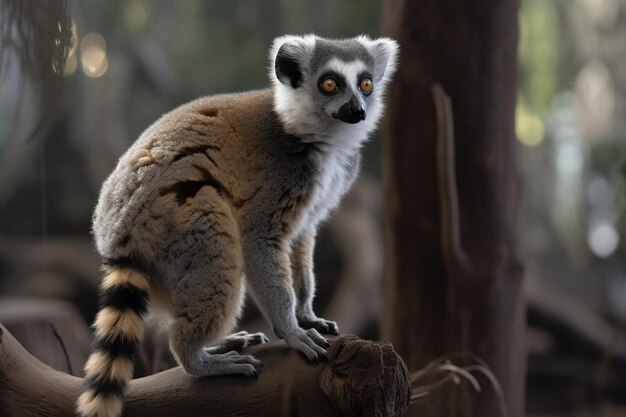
left=77, top=34, right=398, bottom=417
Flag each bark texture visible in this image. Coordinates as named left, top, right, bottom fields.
left=381, top=0, right=525, bottom=416
left=0, top=324, right=410, bottom=417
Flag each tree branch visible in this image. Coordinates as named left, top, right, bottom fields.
left=0, top=324, right=410, bottom=417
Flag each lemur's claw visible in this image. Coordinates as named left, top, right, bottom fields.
left=299, top=317, right=340, bottom=337
left=283, top=328, right=328, bottom=361
left=326, top=321, right=340, bottom=336
left=205, top=331, right=270, bottom=354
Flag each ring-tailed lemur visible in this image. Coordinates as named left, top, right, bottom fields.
left=77, top=34, right=398, bottom=417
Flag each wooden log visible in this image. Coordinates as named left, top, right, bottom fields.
left=0, top=324, right=410, bottom=417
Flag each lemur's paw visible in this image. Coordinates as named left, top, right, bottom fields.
left=185, top=351, right=263, bottom=378
left=216, top=352, right=263, bottom=377
left=235, top=331, right=271, bottom=347
left=205, top=331, right=270, bottom=354
left=283, top=328, right=330, bottom=362
left=222, top=352, right=264, bottom=370
left=299, top=316, right=340, bottom=336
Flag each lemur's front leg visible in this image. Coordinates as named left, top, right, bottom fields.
left=291, top=229, right=340, bottom=336
left=244, top=235, right=329, bottom=361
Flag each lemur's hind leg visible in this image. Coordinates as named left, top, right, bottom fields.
left=160, top=188, right=261, bottom=377
left=205, top=331, right=270, bottom=354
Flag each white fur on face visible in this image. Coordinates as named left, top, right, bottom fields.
left=269, top=35, right=318, bottom=138
left=324, top=59, right=367, bottom=92
left=272, top=79, right=319, bottom=138
left=270, top=35, right=398, bottom=154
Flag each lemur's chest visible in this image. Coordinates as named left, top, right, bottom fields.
left=299, top=150, right=360, bottom=230
left=252, top=131, right=362, bottom=240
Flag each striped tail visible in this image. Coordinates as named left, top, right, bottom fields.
left=76, top=266, right=150, bottom=417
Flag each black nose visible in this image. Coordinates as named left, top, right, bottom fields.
left=333, top=96, right=367, bottom=124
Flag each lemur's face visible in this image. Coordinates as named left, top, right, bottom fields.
left=271, top=35, right=398, bottom=139
left=309, top=39, right=377, bottom=124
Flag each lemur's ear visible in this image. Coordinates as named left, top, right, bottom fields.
left=361, top=36, right=399, bottom=83
left=271, top=35, right=316, bottom=89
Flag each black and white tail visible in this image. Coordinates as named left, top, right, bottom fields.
left=76, top=266, right=150, bottom=417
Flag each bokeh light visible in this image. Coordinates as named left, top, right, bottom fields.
left=516, top=101, right=545, bottom=146
left=124, top=0, right=151, bottom=32
left=80, top=33, right=108, bottom=78
left=63, top=53, right=77, bottom=77
left=587, top=222, right=619, bottom=258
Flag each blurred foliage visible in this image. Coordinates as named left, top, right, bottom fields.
left=518, top=0, right=559, bottom=118
left=0, top=0, right=71, bottom=83
left=518, top=0, right=626, bottom=316
left=0, top=0, right=72, bottom=151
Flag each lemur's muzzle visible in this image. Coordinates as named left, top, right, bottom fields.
left=333, top=95, right=366, bottom=124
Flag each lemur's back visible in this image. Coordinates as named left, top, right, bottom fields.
left=93, top=89, right=310, bottom=264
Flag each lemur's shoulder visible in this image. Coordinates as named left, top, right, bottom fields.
left=183, top=89, right=274, bottom=118
left=123, top=89, right=287, bottom=165
left=155, top=89, right=277, bottom=136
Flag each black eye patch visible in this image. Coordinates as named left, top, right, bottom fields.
left=317, top=72, right=346, bottom=95
left=358, top=71, right=373, bottom=83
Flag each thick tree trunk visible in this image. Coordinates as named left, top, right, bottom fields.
left=0, top=324, right=410, bottom=417
left=381, top=1, right=525, bottom=416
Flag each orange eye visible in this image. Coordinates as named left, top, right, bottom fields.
left=322, top=78, right=338, bottom=93
left=360, top=77, right=373, bottom=94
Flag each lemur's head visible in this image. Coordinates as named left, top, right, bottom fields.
left=270, top=35, right=398, bottom=147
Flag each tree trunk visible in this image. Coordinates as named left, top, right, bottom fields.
left=0, top=324, right=410, bottom=417
left=381, top=1, right=525, bottom=416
